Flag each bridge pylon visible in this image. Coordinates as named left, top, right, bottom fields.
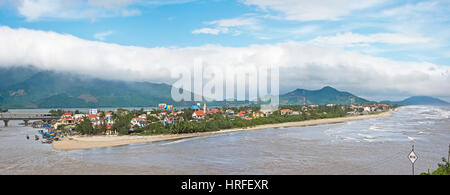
left=3, top=120, right=9, bottom=127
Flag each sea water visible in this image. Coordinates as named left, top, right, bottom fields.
left=1, top=106, right=449, bottom=175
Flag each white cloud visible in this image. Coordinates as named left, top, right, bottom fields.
left=93, top=30, right=114, bottom=41
left=16, top=0, right=80, bottom=21
left=0, top=26, right=449, bottom=99
left=207, top=17, right=258, bottom=27
left=3, top=0, right=178, bottom=21
left=121, top=9, right=141, bottom=16
left=193, top=16, right=259, bottom=35
left=309, top=32, right=432, bottom=47
left=242, top=0, right=384, bottom=21
left=382, top=1, right=438, bottom=18
left=139, top=0, right=196, bottom=6
left=192, top=27, right=228, bottom=35
left=87, top=0, right=137, bottom=9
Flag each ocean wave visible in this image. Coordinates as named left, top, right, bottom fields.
left=369, top=125, right=386, bottom=131
left=360, top=129, right=368, bottom=132
left=160, top=137, right=202, bottom=146
left=341, top=136, right=357, bottom=141
left=358, top=133, right=377, bottom=139
left=419, top=107, right=450, bottom=119
left=363, top=138, right=376, bottom=142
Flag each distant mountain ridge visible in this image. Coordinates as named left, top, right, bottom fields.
left=0, top=66, right=181, bottom=108
left=1, top=66, right=449, bottom=108
left=381, top=96, right=450, bottom=106
left=280, top=86, right=371, bottom=105
left=0, top=66, right=248, bottom=109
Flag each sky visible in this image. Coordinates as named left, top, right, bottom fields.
left=0, top=0, right=449, bottom=101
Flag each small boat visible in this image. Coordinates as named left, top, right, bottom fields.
left=41, top=139, right=53, bottom=144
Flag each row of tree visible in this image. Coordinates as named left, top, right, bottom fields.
left=73, top=105, right=369, bottom=136
left=137, top=105, right=352, bottom=136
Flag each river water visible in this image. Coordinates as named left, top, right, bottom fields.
left=1, top=106, right=449, bottom=175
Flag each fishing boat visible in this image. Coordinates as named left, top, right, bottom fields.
left=41, top=139, right=53, bottom=144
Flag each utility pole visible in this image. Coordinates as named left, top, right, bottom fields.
left=448, top=144, right=449, bottom=163
left=412, top=145, right=414, bottom=175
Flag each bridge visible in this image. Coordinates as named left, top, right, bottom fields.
left=0, top=113, right=60, bottom=127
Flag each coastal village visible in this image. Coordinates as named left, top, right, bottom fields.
left=36, top=103, right=395, bottom=140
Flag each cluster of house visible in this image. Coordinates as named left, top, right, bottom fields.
left=190, top=103, right=220, bottom=120
left=146, top=110, right=184, bottom=126
left=53, top=109, right=116, bottom=134
left=189, top=103, right=271, bottom=121
left=51, top=103, right=393, bottom=134
left=347, top=104, right=393, bottom=115
left=274, top=104, right=393, bottom=116
left=52, top=107, right=187, bottom=134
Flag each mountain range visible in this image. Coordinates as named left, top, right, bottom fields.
left=0, top=66, right=177, bottom=108
left=279, top=86, right=372, bottom=105
left=381, top=96, right=450, bottom=106
left=0, top=66, right=448, bottom=109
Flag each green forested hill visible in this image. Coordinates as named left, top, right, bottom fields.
left=1, top=67, right=389, bottom=109
left=280, top=86, right=371, bottom=105
left=0, top=66, right=177, bottom=108
left=381, top=96, right=449, bottom=106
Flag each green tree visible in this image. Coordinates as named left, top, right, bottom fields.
left=112, top=114, right=132, bottom=135
left=421, top=158, right=450, bottom=175
left=75, top=117, right=95, bottom=135
left=97, top=120, right=107, bottom=135
left=49, top=109, right=66, bottom=117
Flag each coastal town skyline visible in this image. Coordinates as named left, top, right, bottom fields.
left=0, top=0, right=449, bottom=102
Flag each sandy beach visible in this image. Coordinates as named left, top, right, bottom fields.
left=53, top=109, right=397, bottom=151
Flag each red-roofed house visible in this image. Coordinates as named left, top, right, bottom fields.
left=131, top=117, right=147, bottom=127
left=86, top=114, right=101, bottom=126
left=362, top=105, right=377, bottom=112
left=280, top=109, right=293, bottom=115
left=237, top=111, right=246, bottom=118
left=87, top=114, right=98, bottom=119
left=63, top=112, right=73, bottom=116
left=192, top=110, right=205, bottom=119
left=57, top=112, right=75, bottom=126
left=208, top=108, right=219, bottom=114
left=163, top=116, right=184, bottom=125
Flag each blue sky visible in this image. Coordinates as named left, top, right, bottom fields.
left=0, top=0, right=448, bottom=64
left=0, top=0, right=260, bottom=47
left=0, top=0, right=449, bottom=101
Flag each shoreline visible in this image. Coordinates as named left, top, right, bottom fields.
left=53, top=108, right=398, bottom=151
